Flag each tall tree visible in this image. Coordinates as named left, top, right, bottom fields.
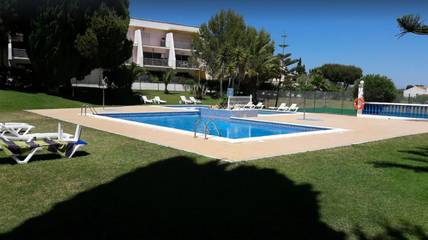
left=193, top=10, right=246, bottom=97
left=397, top=15, right=428, bottom=37
left=4, top=0, right=132, bottom=92
left=241, top=27, right=279, bottom=97
left=311, top=64, right=362, bottom=89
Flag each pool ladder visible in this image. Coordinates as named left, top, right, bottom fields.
left=193, top=118, right=221, bottom=140
left=80, top=104, right=98, bottom=116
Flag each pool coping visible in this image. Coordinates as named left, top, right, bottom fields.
left=27, top=106, right=428, bottom=162
left=92, top=111, right=347, bottom=143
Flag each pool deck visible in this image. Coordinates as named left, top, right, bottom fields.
left=28, top=106, right=428, bottom=161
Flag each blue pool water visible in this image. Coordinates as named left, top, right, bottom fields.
left=99, top=112, right=329, bottom=139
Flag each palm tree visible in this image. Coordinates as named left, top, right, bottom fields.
left=397, top=15, right=428, bottom=37
left=162, top=69, right=175, bottom=94
left=244, top=29, right=280, bottom=98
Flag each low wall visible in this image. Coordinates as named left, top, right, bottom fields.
left=200, top=108, right=258, bottom=119
left=132, top=82, right=191, bottom=92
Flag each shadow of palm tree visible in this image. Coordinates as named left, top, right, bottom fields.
left=370, top=147, right=428, bottom=173
left=0, top=156, right=346, bottom=240
left=353, top=222, right=428, bottom=240
left=371, top=162, right=428, bottom=173
left=399, top=147, right=428, bottom=159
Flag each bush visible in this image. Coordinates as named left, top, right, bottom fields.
left=312, top=64, right=363, bottom=88
left=415, top=94, right=428, bottom=104
left=353, top=74, right=397, bottom=102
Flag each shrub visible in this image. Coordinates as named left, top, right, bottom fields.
left=353, top=74, right=397, bottom=102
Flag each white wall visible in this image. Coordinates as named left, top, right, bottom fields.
left=403, top=87, right=428, bottom=98
left=132, top=82, right=191, bottom=92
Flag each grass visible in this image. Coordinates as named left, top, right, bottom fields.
left=134, top=90, right=221, bottom=105
left=0, top=89, right=427, bottom=239
left=0, top=90, right=85, bottom=112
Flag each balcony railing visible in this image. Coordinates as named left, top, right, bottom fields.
left=12, top=48, right=29, bottom=59
left=362, top=102, right=428, bottom=119
left=174, top=40, right=192, bottom=49
left=176, top=60, right=198, bottom=69
left=144, top=58, right=168, bottom=67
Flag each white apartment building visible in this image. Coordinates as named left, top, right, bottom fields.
left=2, top=18, right=204, bottom=84
left=2, top=33, right=30, bottom=68
left=128, top=18, right=201, bottom=73
left=403, top=86, right=428, bottom=98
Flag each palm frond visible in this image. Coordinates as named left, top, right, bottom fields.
left=397, top=14, right=428, bottom=37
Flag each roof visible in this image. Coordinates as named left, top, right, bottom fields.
left=130, top=18, right=199, bottom=33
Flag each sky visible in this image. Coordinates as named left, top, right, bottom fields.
left=130, top=0, right=428, bottom=88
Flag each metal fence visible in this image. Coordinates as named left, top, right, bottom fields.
left=257, top=90, right=357, bottom=116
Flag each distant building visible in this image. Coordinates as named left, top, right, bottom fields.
left=2, top=18, right=207, bottom=85
left=3, top=33, right=30, bottom=68
left=403, top=86, right=428, bottom=98
left=128, top=18, right=199, bottom=71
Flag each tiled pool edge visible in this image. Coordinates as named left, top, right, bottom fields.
left=93, top=112, right=347, bottom=143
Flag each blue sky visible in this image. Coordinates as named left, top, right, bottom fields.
left=130, top=0, right=428, bottom=88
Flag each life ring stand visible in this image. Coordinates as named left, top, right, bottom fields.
left=354, top=98, right=365, bottom=110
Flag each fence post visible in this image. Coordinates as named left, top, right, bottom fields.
left=324, top=92, right=327, bottom=110
left=303, top=91, right=307, bottom=120
left=313, top=91, right=316, bottom=112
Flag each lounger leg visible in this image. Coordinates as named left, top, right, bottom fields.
left=68, top=144, right=83, bottom=159
left=11, top=147, right=42, bottom=164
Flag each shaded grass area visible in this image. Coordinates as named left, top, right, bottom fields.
left=0, top=111, right=427, bottom=239
left=0, top=90, right=85, bottom=112
left=134, top=90, right=220, bottom=105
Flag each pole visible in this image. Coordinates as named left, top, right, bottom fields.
left=275, top=34, right=287, bottom=108
left=303, top=92, right=306, bottom=120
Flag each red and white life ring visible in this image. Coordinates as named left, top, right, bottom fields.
left=354, top=98, right=365, bottom=110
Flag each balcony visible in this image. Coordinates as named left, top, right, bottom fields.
left=144, top=58, right=168, bottom=67
left=12, top=48, right=29, bottom=59
left=174, top=40, right=192, bottom=49
left=176, top=60, right=198, bottom=69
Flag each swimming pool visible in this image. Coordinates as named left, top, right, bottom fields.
left=98, top=111, right=332, bottom=140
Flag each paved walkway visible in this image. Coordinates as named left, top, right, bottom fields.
left=29, top=106, right=428, bottom=161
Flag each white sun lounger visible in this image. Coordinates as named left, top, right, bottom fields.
left=1, top=123, right=74, bottom=141
left=179, top=96, right=193, bottom=104
left=153, top=96, right=166, bottom=104
left=0, top=124, right=86, bottom=164
left=0, top=123, right=34, bottom=135
left=189, top=97, right=202, bottom=104
left=141, top=95, right=154, bottom=104
left=243, top=102, right=255, bottom=109
left=254, top=102, right=264, bottom=109
left=268, top=103, right=288, bottom=111
left=287, top=104, right=299, bottom=112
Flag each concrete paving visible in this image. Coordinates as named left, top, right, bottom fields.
left=28, top=106, right=428, bottom=161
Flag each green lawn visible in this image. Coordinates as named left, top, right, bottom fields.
left=135, top=90, right=221, bottom=105
left=0, top=90, right=427, bottom=239
left=0, top=90, right=85, bottom=112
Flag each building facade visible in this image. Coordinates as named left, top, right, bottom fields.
left=403, top=86, right=428, bottom=98
left=128, top=18, right=203, bottom=77
left=3, top=33, right=30, bottom=68
left=2, top=18, right=205, bottom=85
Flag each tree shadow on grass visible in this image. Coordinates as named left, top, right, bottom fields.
left=371, top=162, right=428, bottom=173
left=398, top=147, right=428, bottom=159
left=353, top=221, right=428, bottom=240
left=0, top=151, right=90, bottom=165
left=370, top=147, right=428, bottom=173
left=0, top=156, right=346, bottom=240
